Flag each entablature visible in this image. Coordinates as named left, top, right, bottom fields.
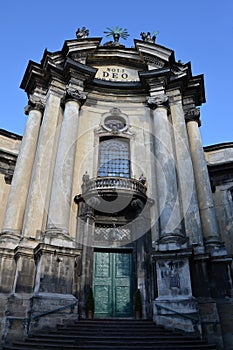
left=20, top=33, right=206, bottom=108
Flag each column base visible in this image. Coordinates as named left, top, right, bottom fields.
left=0, top=230, right=21, bottom=248
left=157, top=232, right=187, bottom=251
left=43, top=228, right=77, bottom=248
left=204, top=238, right=228, bottom=257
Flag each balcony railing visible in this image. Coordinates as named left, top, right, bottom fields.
left=82, top=176, right=147, bottom=196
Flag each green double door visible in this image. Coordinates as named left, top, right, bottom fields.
left=93, top=251, right=133, bottom=318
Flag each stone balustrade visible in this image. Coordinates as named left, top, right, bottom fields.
left=81, top=176, right=147, bottom=196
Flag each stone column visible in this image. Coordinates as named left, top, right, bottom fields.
left=1, top=96, right=44, bottom=238
left=22, top=85, right=64, bottom=239
left=168, top=92, right=203, bottom=247
left=46, top=87, right=87, bottom=237
left=185, top=108, right=221, bottom=248
left=147, top=94, right=184, bottom=246
left=77, top=203, right=95, bottom=318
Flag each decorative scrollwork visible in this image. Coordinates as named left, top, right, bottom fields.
left=65, top=86, right=88, bottom=106
left=24, top=94, right=45, bottom=115
left=184, top=108, right=201, bottom=126
left=146, top=94, right=168, bottom=110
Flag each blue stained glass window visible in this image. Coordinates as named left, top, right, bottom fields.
left=98, top=138, right=130, bottom=178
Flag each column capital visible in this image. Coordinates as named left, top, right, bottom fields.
left=146, top=94, right=169, bottom=110
left=184, top=107, right=201, bottom=126
left=24, top=95, right=45, bottom=115
left=62, top=86, right=88, bottom=108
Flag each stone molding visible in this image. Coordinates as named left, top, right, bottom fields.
left=184, top=107, right=201, bottom=126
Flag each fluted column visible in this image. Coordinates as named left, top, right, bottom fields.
left=185, top=108, right=221, bottom=247
left=168, top=92, right=203, bottom=247
left=1, top=96, right=44, bottom=238
left=46, top=87, right=87, bottom=235
left=147, top=94, right=184, bottom=245
left=22, top=86, right=64, bottom=238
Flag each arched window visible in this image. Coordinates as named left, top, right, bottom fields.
left=98, top=137, right=130, bottom=178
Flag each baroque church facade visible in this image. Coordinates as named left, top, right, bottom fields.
left=0, top=27, right=233, bottom=348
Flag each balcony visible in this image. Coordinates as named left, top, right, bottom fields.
left=82, top=176, right=146, bottom=195
left=75, top=176, right=147, bottom=215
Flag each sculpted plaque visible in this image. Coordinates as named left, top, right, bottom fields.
left=94, top=65, right=139, bottom=82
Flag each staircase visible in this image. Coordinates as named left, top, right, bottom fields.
left=3, top=319, right=217, bottom=350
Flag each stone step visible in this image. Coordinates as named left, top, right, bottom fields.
left=30, top=334, right=198, bottom=340
left=3, top=344, right=218, bottom=350
left=3, top=319, right=217, bottom=350
left=25, top=336, right=210, bottom=344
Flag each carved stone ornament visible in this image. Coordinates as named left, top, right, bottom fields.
left=146, top=94, right=168, bottom=110
left=140, top=31, right=158, bottom=44
left=184, top=107, right=201, bottom=126
left=143, top=55, right=165, bottom=69
left=24, top=94, right=45, bottom=115
left=96, top=107, right=134, bottom=136
left=76, top=26, right=89, bottom=39
left=65, top=86, right=88, bottom=106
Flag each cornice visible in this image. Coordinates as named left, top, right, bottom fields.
left=61, top=37, right=103, bottom=57
left=0, top=129, right=22, bottom=140
left=134, top=39, right=175, bottom=64
left=184, top=74, right=206, bottom=106
left=139, top=67, right=171, bottom=91
left=20, top=60, right=47, bottom=93
left=204, top=142, right=233, bottom=152
left=20, top=35, right=206, bottom=108
left=63, top=57, right=97, bottom=84
left=20, top=56, right=98, bottom=95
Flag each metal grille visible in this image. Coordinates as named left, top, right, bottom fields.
left=95, top=224, right=131, bottom=242
left=98, top=138, right=130, bottom=178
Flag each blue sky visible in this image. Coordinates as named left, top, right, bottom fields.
left=0, top=0, right=232, bottom=146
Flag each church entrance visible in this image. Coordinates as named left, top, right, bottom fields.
left=93, top=250, right=133, bottom=318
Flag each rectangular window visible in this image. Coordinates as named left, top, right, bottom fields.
left=98, top=137, right=130, bottom=178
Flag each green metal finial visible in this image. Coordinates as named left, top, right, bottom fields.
left=104, top=26, right=130, bottom=43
